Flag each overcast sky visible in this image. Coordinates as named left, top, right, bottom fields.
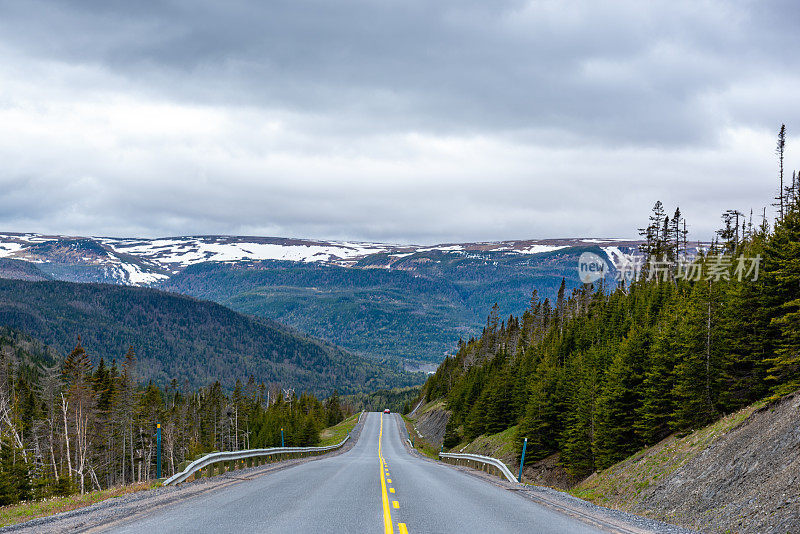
left=0, top=0, right=798, bottom=244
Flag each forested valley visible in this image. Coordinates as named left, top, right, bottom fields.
left=0, top=328, right=350, bottom=505
left=0, top=278, right=419, bottom=394
left=424, top=131, right=800, bottom=478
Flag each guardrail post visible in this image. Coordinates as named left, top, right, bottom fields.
left=518, top=437, right=528, bottom=483
left=156, top=423, right=162, bottom=479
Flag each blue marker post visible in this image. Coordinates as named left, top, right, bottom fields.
left=156, top=423, right=162, bottom=479
left=518, top=437, right=527, bottom=483
left=281, top=427, right=285, bottom=447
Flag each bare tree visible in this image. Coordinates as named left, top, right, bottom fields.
left=776, top=124, right=787, bottom=220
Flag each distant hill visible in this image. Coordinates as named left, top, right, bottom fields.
left=0, top=233, right=652, bottom=363
left=0, top=278, right=421, bottom=394
left=0, top=258, right=51, bottom=281
left=160, top=249, right=596, bottom=364
left=0, top=326, right=58, bottom=368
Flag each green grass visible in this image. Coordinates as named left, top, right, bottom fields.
left=0, top=482, right=159, bottom=528
left=420, top=399, right=446, bottom=415
left=458, top=425, right=520, bottom=463
left=318, top=412, right=361, bottom=446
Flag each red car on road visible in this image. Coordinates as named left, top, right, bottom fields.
left=383, top=409, right=390, bottom=414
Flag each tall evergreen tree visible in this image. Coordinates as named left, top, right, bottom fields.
left=763, top=198, right=800, bottom=394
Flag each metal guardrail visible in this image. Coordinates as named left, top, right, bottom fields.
left=163, top=435, right=350, bottom=486
left=408, top=399, right=424, bottom=417
left=439, top=452, right=518, bottom=484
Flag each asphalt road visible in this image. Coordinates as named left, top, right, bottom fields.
left=104, top=412, right=609, bottom=534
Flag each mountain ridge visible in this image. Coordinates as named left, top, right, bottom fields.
left=0, top=232, right=640, bottom=285
left=0, top=232, right=653, bottom=364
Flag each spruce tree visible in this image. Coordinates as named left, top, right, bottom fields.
left=560, top=349, right=601, bottom=476
left=717, top=236, right=772, bottom=410
left=594, top=325, right=649, bottom=468
left=671, top=276, right=722, bottom=432
left=763, top=198, right=800, bottom=395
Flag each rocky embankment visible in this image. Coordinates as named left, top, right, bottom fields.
left=409, top=401, right=450, bottom=446
left=577, top=391, right=800, bottom=534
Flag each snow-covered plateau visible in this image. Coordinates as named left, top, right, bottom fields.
left=0, top=233, right=643, bottom=286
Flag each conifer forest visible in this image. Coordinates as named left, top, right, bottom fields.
left=425, top=126, right=800, bottom=477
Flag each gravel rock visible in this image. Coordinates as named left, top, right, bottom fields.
left=633, top=391, right=800, bottom=533
left=412, top=403, right=450, bottom=446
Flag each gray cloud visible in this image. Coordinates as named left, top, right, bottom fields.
left=0, top=0, right=798, bottom=243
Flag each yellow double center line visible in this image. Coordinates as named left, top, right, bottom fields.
left=379, top=414, right=394, bottom=534
left=379, top=414, right=409, bottom=533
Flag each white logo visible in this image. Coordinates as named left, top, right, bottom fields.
left=577, top=252, right=607, bottom=284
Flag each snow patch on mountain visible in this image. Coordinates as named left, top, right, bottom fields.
left=0, top=232, right=648, bottom=287
left=516, top=244, right=570, bottom=254
left=602, top=246, right=628, bottom=266
left=116, top=262, right=170, bottom=285
left=416, top=245, right=464, bottom=252
left=0, top=242, right=23, bottom=257
left=105, top=237, right=391, bottom=268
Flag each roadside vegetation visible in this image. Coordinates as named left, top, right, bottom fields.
left=454, top=425, right=519, bottom=463
left=318, top=412, right=360, bottom=446
left=0, top=329, right=352, bottom=506
left=0, top=407, right=358, bottom=527
left=0, top=481, right=158, bottom=528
